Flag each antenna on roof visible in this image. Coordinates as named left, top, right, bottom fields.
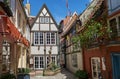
left=66, top=0, right=72, bottom=16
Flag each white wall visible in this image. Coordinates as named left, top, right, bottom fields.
left=31, top=46, right=58, bottom=55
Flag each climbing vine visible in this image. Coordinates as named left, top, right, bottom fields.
left=72, top=20, right=111, bottom=48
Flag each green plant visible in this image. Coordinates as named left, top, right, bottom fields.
left=0, top=73, right=16, bottom=79
left=75, top=70, right=88, bottom=79
left=72, top=20, right=111, bottom=48
left=18, top=68, right=31, bottom=74
left=51, top=63, right=60, bottom=71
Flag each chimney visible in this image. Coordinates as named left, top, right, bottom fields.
left=25, top=0, right=30, bottom=15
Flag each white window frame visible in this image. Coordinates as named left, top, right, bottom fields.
left=34, top=56, right=39, bottom=69
left=34, top=32, right=44, bottom=45
left=46, top=56, right=56, bottom=67
left=91, top=57, right=101, bottom=79
left=46, top=32, right=56, bottom=45
left=34, top=56, right=44, bottom=69
left=40, top=17, right=44, bottom=23
left=40, top=17, right=49, bottom=23
left=51, top=32, right=56, bottom=44
left=44, top=17, right=49, bottom=23
left=46, top=32, right=51, bottom=45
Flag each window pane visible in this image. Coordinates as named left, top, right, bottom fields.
left=44, top=17, right=49, bottom=23
left=35, top=57, right=39, bottom=68
left=51, top=33, right=55, bottom=44
left=34, top=32, right=44, bottom=45
left=34, top=32, right=39, bottom=44
left=40, top=17, right=44, bottom=23
left=118, top=16, right=120, bottom=30
left=39, top=32, right=44, bottom=44
left=109, top=18, right=118, bottom=37
left=46, top=33, right=50, bottom=44
left=72, top=54, right=78, bottom=67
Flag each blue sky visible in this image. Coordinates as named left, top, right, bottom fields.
left=24, top=0, right=92, bottom=24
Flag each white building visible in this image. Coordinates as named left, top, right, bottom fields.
left=30, top=4, right=58, bottom=70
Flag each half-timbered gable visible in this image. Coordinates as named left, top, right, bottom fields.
left=30, top=4, right=58, bottom=70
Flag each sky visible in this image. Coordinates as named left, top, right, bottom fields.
left=23, top=0, right=92, bottom=24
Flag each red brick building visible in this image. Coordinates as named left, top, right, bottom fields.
left=78, top=0, right=120, bottom=79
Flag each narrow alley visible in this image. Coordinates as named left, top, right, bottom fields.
left=30, top=69, right=76, bottom=79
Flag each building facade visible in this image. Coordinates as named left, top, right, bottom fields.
left=30, top=4, right=58, bottom=70
left=59, top=12, right=83, bottom=73
left=77, top=0, right=120, bottom=79
left=0, top=0, right=30, bottom=76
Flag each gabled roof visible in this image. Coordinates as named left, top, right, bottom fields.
left=31, top=4, right=58, bottom=30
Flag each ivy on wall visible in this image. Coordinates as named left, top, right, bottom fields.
left=72, top=20, right=111, bottom=48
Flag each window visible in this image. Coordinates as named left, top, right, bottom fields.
left=118, top=16, right=120, bottom=30
left=40, top=17, right=49, bottom=23
left=40, top=17, right=44, bottom=23
left=34, top=32, right=44, bottom=45
left=46, top=33, right=51, bottom=44
left=109, top=18, right=118, bottom=37
left=10, top=0, right=16, bottom=15
left=34, top=56, right=44, bottom=69
left=34, top=57, right=39, bottom=68
left=18, top=13, right=21, bottom=28
left=51, top=33, right=55, bottom=44
left=52, top=56, right=56, bottom=64
left=44, top=17, right=49, bottom=23
left=46, top=32, right=56, bottom=45
left=72, top=54, right=78, bottom=67
left=46, top=56, right=56, bottom=67
left=91, top=57, right=101, bottom=79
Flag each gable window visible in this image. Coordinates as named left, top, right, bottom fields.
left=44, top=17, right=49, bottom=23
left=46, top=32, right=56, bottom=45
left=34, top=32, right=44, bottom=45
left=40, top=17, right=49, bottom=23
left=40, top=17, right=44, bottom=23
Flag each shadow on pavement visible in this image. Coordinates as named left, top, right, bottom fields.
left=60, top=68, right=76, bottom=79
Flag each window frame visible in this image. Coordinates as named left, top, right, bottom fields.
left=91, top=57, right=101, bottom=79
left=34, top=32, right=44, bottom=45
left=46, top=32, right=56, bottom=45
left=34, top=56, right=44, bottom=69
left=71, top=54, right=78, bottom=68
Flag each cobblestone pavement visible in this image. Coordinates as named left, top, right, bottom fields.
left=30, top=69, right=76, bottom=79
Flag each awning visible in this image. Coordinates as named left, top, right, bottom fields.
left=0, top=12, right=29, bottom=47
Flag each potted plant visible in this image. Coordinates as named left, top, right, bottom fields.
left=75, top=70, right=88, bottom=79
left=0, top=72, right=16, bottom=79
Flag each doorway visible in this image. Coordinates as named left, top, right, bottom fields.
left=111, top=53, right=120, bottom=79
